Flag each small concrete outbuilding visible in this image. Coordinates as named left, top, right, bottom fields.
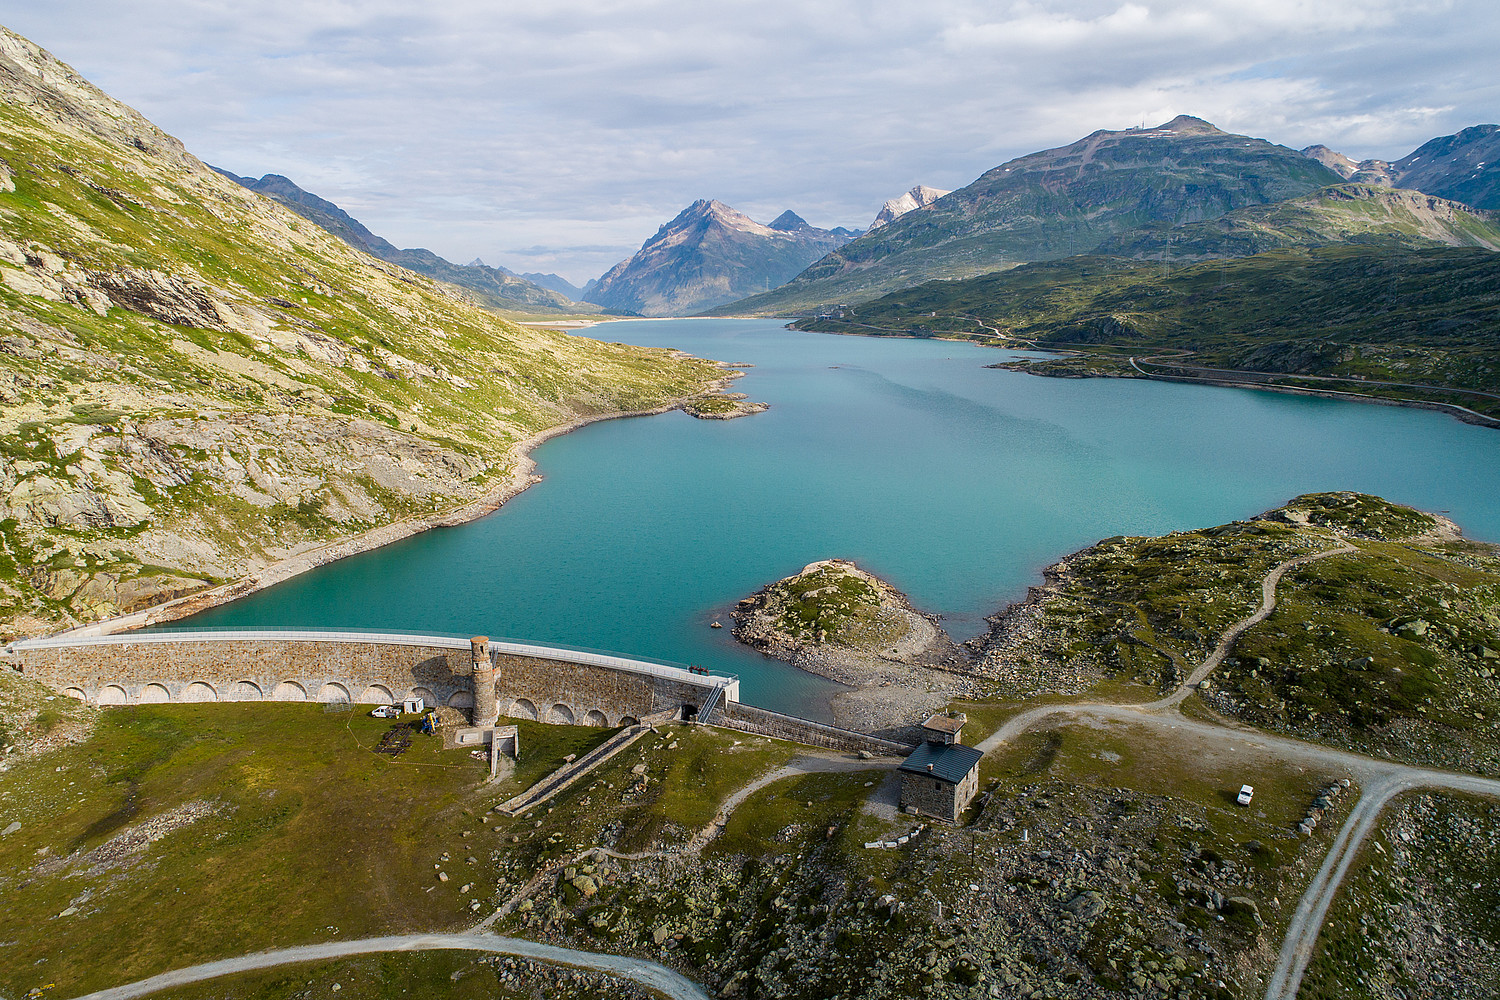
left=898, top=712, right=982, bottom=822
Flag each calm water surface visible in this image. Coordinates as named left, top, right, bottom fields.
left=177, top=319, right=1500, bottom=716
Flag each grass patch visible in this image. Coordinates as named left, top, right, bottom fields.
left=0, top=702, right=496, bottom=999
left=501, top=720, right=618, bottom=793
left=1216, top=535, right=1500, bottom=770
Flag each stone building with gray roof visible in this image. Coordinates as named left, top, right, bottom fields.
left=898, top=713, right=982, bottom=822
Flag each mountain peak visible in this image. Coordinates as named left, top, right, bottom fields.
left=586, top=200, right=858, bottom=315
left=1391, top=124, right=1500, bottom=210
left=1161, top=114, right=1219, bottom=132
left=669, top=199, right=765, bottom=234
left=870, top=184, right=950, bottom=229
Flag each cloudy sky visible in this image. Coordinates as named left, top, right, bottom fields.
left=4, top=1, right=1496, bottom=284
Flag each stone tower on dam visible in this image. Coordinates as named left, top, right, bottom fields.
left=470, top=635, right=498, bottom=726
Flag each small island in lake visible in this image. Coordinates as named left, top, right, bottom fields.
left=731, top=558, right=978, bottom=737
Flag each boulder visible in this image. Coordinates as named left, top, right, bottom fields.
left=1064, top=891, right=1108, bottom=922
left=1222, top=896, right=1263, bottom=926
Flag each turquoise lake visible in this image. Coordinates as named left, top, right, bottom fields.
left=177, top=318, right=1500, bottom=717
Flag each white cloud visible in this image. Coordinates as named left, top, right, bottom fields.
left=1, top=0, right=1494, bottom=283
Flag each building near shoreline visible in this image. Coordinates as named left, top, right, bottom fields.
left=899, top=713, right=981, bottom=822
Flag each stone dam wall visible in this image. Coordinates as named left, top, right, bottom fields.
left=5, top=630, right=738, bottom=730
left=717, top=702, right=915, bottom=756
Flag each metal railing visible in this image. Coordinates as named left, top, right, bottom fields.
left=697, top=682, right=728, bottom=726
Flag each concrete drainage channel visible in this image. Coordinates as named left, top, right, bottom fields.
left=497, top=725, right=650, bottom=816
left=67, top=933, right=711, bottom=1000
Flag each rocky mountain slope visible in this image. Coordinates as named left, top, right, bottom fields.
left=214, top=170, right=591, bottom=314
left=868, top=184, right=949, bottom=229
left=726, top=116, right=1342, bottom=314
left=0, top=25, right=725, bottom=637
left=584, top=200, right=858, bottom=316
left=1303, top=124, right=1500, bottom=211
left=1094, top=183, right=1500, bottom=259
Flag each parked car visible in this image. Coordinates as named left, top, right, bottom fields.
left=1237, top=784, right=1254, bottom=806
left=370, top=705, right=400, bottom=719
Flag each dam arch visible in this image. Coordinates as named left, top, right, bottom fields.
left=232, top=680, right=263, bottom=701
left=359, top=684, right=394, bottom=705
left=182, top=682, right=218, bottom=703
left=317, top=682, right=351, bottom=704
left=271, top=681, right=307, bottom=702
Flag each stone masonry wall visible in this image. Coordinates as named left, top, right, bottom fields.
left=12, top=636, right=726, bottom=730
left=495, top=653, right=704, bottom=727
left=16, top=638, right=474, bottom=709
left=898, top=767, right=978, bottom=823
left=719, top=702, right=914, bottom=756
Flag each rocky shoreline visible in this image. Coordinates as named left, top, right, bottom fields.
left=986, top=351, right=1500, bottom=429
left=730, top=558, right=984, bottom=739
left=46, top=373, right=765, bottom=640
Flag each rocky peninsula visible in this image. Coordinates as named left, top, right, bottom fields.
left=731, top=558, right=979, bottom=738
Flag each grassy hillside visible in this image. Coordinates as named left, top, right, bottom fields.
left=796, top=244, right=1500, bottom=420
left=0, top=28, right=724, bottom=636
left=0, top=695, right=1346, bottom=1000
left=974, top=493, right=1500, bottom=774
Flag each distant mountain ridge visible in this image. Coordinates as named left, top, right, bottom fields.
left=1301, top=125, right=1500, bottom=211
left=213, top=170, right=592, bottom=314
left=584, top=199, right=860, bottom=316
left=724, top=116, right=1343, bottom=315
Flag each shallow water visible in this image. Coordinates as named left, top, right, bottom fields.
left=175, top=318, right=1500, bottom=716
